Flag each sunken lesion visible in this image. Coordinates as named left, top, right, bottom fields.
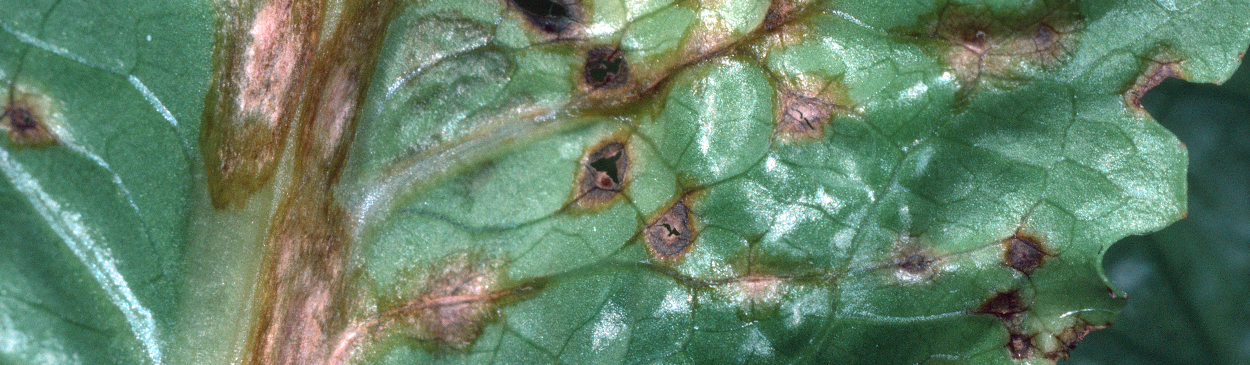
left=912, top=1, right=1083, bottom=92
left=2, top=89, right=56, bottom=147
left=401, top=253, right=504, bottom=349
left=201, top=0, right=325, bottom=209
left=572, top=138, right=630, bottom=208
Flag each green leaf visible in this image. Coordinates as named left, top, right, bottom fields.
left=0, top=0, right=1246, bottom=364
left=1068, top=45, right=1250, bottom=365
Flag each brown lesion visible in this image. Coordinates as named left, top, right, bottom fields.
left=715, top=273, right=790, bottom=319
left=575, top=0, right=822, bottom=108
left=3, top=90, right=56, bottom=147
left=328, top=256, right=548, bottom=362
left=385, top=253, right=506, bottom=349
left=1043, top=322, right=1105, bottom=360
left=1000, top=232, right=1051, bottom=275
left=884, top=234, right=945, bottom=283
left=1124, top=51, right=1184, bottom=114
left=975, top=289, right=1037, bottom=359
left=584, top=47, right=629, bottom=90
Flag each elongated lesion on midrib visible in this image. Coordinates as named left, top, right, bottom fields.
left=200, top=0, right=324, bottom=209
left=209, top=0, right=399, bottom=364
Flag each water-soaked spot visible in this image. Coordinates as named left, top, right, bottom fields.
left=3, top=102, right=55, bottom=147
left=976, top=290, right=1026, bottom=323
left=574, top=140, right=629, bottom=207
left=716, top=274, right=789, bottom=320
left=916, top=2, right=1081, bottom=90
left=510, top=0, right=579, bottom=35
left=1008, top=333, right=1035, bottom=359
left=645, top=200, right=694, bottom=260
left=1124, top=53, right=1183, bottom=113
left=584, top=47, right=628, bottom=89
left=1044, top=323, right=1105, bottom=360
left=1001, top=234, right=1049, bottom=274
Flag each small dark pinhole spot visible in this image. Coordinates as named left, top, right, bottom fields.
left=511, top=0, right=575, bottom=34
left=646, top=201, right=693, bottom=259
left=1003, top=235, right=1048, bottom=274
left=1034, top=24, right=1055, bottom=47
left=584, top=47, right=628, bottom=89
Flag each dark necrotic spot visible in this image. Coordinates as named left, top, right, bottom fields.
left=7, top=107, right=36, bottom=130
left=1003, top=235, right=1048, bottom=274
left=977, top=290, right=1026, bottom=322
left=511, top=0, right=575, bottom=34
left=576, top=141, right=628, bottom=205
left=646, top=201, right=692, bottom=259
left=4, top=104, right=54, bottom=146
left=584, top=47, right=628, bottom=89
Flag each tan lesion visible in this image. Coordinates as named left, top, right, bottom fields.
left=201, top=0, right=325, bottom=209
left=229, top=0, right=401, bottom=364
left=773, top=77, right=855, bottom=142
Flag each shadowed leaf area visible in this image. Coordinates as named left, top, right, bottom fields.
left=0, top=0, right=1247, bottom=364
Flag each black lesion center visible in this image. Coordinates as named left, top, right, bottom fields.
left=660, top=223, right=681, bottom=238
left=511, top=0, right=575, bottom=34
left=588, top=149, right=622, bottom=186
left=584, top=47, right=628, bottom=89
left=514, top=0, right=569, bottom=18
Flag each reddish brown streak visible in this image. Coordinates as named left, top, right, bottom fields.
left=238, top=1, right=399, bottom=365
